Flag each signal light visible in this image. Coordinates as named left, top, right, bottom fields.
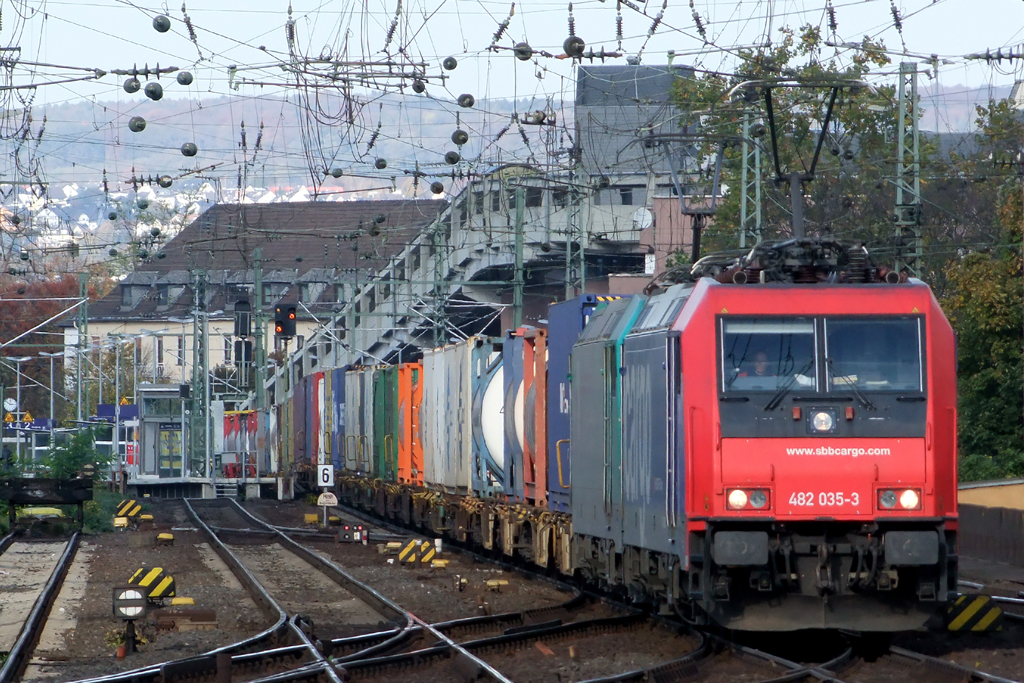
left=274, top=305, right=296, bottom=338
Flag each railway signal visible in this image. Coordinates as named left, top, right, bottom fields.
left=112, top=586, right=147, bottom=654
left=274, top=305, right=297, bottom=338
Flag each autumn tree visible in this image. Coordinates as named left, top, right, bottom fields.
left=941, top=102, right=1024, bottom=480
left=0, top=269, right=115, bottom=425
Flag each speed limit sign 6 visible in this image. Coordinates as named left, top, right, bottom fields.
left=318, top=464, right=334, bottom=488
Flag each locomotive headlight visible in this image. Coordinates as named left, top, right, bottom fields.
left=878, top=488, right=922, bottom=510
left=725, top=488, right=770, bottom=511
left=727, top=489, right=748, bottom=509
left=899, top=489, right=921, bottom=510
left=811, top=410, right=835, bottom=432
left=749, top=490, right=768, bottom=509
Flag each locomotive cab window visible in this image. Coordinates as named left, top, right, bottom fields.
left=824, top=317, right=923, bottom=392
left=721, top=319, right=817, bottom=392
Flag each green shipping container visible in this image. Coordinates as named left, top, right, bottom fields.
left=372, top=366, right=399, bottom=481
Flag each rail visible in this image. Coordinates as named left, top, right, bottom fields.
left=64, top=501, right=336, bottom=683
left=222, top=500, right=514, bottom=678
left=0, top=533, right=80, bottom=683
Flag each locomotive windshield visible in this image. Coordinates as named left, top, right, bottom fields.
left=719, top=316, right=925, bottom=394
left=721, top=319, right=817, bottom=392
left=824, top=318, right=923, bottom=392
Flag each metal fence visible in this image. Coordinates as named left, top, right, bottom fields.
left=958, top=504, right=1024, bottom=566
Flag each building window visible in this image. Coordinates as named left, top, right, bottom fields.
left=297, top=335, right=305, bottom=350
left=473, top=191, right=485, bottom=215
left=412, top=247, right=421, bottom=272
left=620, top=187, right=634, bottom=206
left=526, top=186, right=543, bottom=208
left=552, top=189, right=568, bottom=208
left=491, top=191, right=501, bottom=213
left=224, top=336, right=232, bottom=364
left=156, top=337, right=164, bottom=375
left=121, top=286, right=132, bottom=306
left=176, top=335, right=184, bottom=365
left=156, top=286, right=168, bottom=305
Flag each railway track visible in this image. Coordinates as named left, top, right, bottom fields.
left=0, top=532, right=80, bottom=683
left=63, top=500, right=515, bottom=683
left=325, top=499, right=1024, bottom=683
left=57, top=500, right=343, bottom=683
left=196, top=502, right=394, bottom=641
left=46, top=498, right=1024, bottom=683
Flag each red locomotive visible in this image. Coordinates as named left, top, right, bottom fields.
left=571, top=239, right=957, bottom=630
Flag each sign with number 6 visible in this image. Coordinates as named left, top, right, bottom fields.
left=318, top=464, right=334, bottom=488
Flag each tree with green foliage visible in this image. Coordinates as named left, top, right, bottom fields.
left=671, top=25, right=897, bottom=255
left=43, top=428, right=111, bottom=479
left=941, top=110, right=1023, bottom=480
left=672, top=26, right=1023, bottom=481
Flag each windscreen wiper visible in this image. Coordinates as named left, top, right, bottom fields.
left=764, top=358, right=815, bottom=411
left=826, top=358, right=876, bottom=410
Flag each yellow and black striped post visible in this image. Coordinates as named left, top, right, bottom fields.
left=128, top=567, right=177, bottom=601
left=116, top=500, right=142, bottom=517
left=398, top=539, right=419, bottom=564
left=947, top=594, right=1003, bottom=632
left=148, top=574, right=176, bottom=599
left=419, top=541, right=435, bottom=565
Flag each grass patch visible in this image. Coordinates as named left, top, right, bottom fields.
left=84, top=486, right=140, bottom=533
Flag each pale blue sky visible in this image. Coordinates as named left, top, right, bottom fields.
left=1, top=1, right=1021, bottom=186
left=15, top=0, right=1024, bottom=106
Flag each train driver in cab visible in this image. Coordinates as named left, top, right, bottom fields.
left=730, top=350, right=815, bottom=391
left=731, top=350, right=777, bottom=390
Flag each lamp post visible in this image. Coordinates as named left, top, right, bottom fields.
left=9, top=356, right=32, bottom=464
left=39, top=352, right=61, bottom=448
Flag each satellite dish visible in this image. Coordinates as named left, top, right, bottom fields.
left=632, top=208, right=654, bottom=232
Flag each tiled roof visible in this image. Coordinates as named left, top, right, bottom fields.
left=88, top=199, right=446, bottom=323
left=150, top=200, right=445, bottom=274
